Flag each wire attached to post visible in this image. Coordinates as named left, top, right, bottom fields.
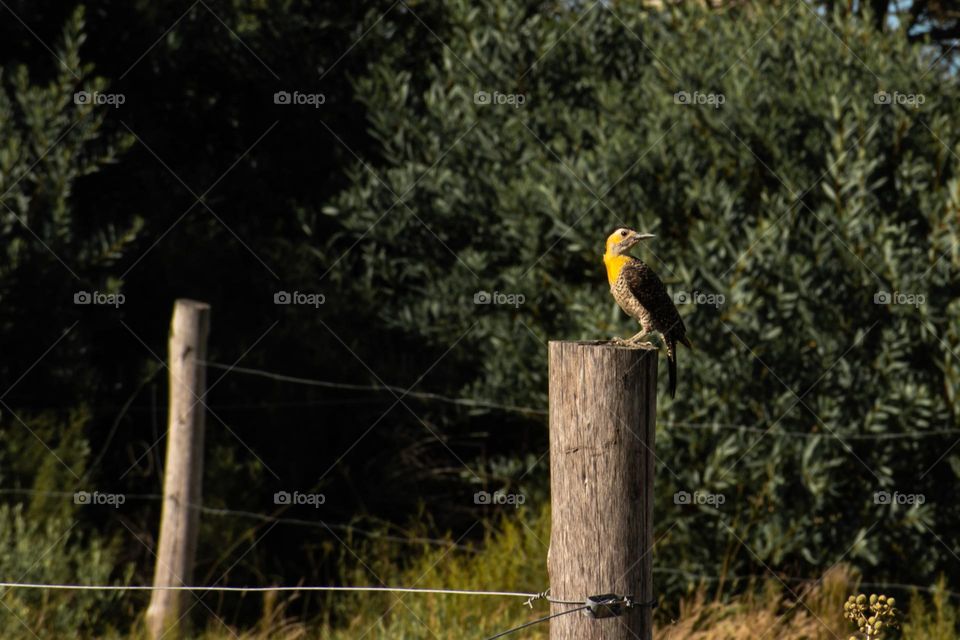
left=583, top=593, right=657, bottom=618
left=522, top=586, right=587, bottom=608
left=523, top=588, right=550, bottom=608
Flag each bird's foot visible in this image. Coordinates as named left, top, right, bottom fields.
left=626, top=331, right=663, bottom=350
left=610, top=335, right=655, bottom=349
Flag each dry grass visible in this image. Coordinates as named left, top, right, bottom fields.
left=658, top=565, right=853, bottom=639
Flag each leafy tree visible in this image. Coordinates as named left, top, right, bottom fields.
left=0, top=5, right=138, bottom=401
left=311, top=0, right=960, bottom=595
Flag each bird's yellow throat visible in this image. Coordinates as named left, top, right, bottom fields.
left=603, top=253, right=630, bottom=286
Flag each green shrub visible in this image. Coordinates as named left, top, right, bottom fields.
left=0, top=504, right=131, bottom=639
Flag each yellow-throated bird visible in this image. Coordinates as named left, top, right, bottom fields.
left=603, top=227, right=690, bottom=398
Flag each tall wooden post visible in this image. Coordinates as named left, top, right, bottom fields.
left=548, top=341, right=657, bottom=640
left=146, top=299, right=210, bottom=640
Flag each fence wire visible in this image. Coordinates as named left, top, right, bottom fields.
left=0, top=488, right=469, bottom=551
left=201, top=361, right=960, bottom=440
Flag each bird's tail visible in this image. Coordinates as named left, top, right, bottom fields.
left=668, top=343, right=678, bottom=399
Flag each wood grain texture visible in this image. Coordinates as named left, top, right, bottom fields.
left=146, top=299, right=210, bottom=640
left=548, top=341, right=657, bottom=640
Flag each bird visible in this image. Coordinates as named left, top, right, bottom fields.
left=603, top=227, right=690, bottom=398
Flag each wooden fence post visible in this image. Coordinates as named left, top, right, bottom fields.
left=548, top=341, right=657, bottom=640
left=146, top=299, right=211, bottom=640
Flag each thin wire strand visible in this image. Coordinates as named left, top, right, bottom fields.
left=0, top=583, right=541, bottom=597
left=0, top=578, right=581, bottom=605
left=200, top=361, right=546, bottom=415
left=2, top=571, right=956, bottom=600
left=0, top=489, right=469, bottom=550
left=654, top=568, right=960, bottom=599
left=521, top=588, right=581, bottom=607
left=199, top=361, right=960, bottom=439
left=666, top=422, right=960, bottom=440
left=483, top=605, right=590, bottom=640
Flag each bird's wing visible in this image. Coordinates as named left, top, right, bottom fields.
left=621, top=259, right=687, bottom=343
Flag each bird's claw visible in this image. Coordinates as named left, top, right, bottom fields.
left=609, top=336, right=655, bottom=349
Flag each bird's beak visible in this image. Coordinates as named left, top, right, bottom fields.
left=634, top=232, right=655, bottom=241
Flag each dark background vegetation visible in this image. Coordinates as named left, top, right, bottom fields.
left=1, top=0, right=959, bottom=636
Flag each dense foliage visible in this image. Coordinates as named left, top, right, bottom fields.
left=321, top=0, right=960, bottom=594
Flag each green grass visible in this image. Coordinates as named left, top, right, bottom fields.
left=312, top=506, right=552, bottom=640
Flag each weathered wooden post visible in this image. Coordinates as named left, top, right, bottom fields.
left=548, top=341, right=657, bottom=640
left=146, top=299, right=210, bottom=640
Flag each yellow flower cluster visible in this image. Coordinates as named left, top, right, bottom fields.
left=843, top=593, right=899, bottom=639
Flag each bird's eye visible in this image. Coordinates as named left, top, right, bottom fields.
left=620, top=230, right=628, bottom=237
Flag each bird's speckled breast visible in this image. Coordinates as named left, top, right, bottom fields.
left=611, top=272, right=653, bottom=332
